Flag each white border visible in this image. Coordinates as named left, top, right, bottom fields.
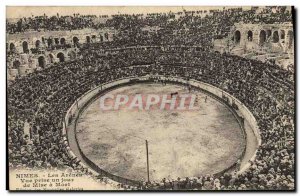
left=1, top=0, right=298, bottom=195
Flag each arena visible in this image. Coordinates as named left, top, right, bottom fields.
left=76, top=83, right=245, bottom=181
left=7, top=6, right=295, bottom=191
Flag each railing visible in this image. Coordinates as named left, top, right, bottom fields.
left=62, top=74, right=261, bottom=186
left=152, top=76, right=261, bottom=175
left=62, top=76, right=151, bottom=186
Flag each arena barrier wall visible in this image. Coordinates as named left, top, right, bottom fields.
left=62, top=76, right=151, bottom=186
left=157, top=76, right=261, bottom=174
left=62, top=74, right=261, bottom=185
left=159, top=78, right=247, bottom=177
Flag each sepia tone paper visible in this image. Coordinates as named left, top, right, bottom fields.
left=7, top=6, right=295, bottom=191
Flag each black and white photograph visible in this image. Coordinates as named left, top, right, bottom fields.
left=5, top=5, right=295, bottom=191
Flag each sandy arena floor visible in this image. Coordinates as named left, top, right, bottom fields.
left=76, top=83, right=245, bottom=181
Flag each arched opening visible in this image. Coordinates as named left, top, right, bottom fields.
left=280, top=30, right=285, bottom=39
left=234, top=30, right=241, bottom=44
left=73, top=37, right=79, bottom=47
left=259, top=30, right=267, bottom=45
left=100, top=35, right=104, bottom=42
left=48, top=38, right=53, bottom=47
left=57, top=52, right=65, bottom=62
left=9, top=43, right=16, bottom=51
left=47, top=38, right=53, bottom=47
left=287, top=30, right=294, bottom=49
left=42, top=37, right=45, bottom=44
left=247, top=31, right=253, bottom=42
left=104, top=33, right=109, bottom=40
left=92, top=35, right=96, bottom=42
left=60, top=38, right=66, bottom=45
left=38, top=56, right=46, bottom=69
left=68, top=51, right=76, bottom=60
left=273, top=31, right=279, bottom=43
left=266, top=30, right=272, bottom=38
left=54, top=38, right=59, bottom=45
left=22, top=41, right=29, bottom=53
left=35, top=40, right=41, bottom=48
left=86, top=36, right=91, bottom=43
left=13, top=60, right=20, bottom=69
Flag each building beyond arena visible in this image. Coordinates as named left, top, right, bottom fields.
left=213, top=22, right=294, bottom=70
left=7, top=28, right=116, bottom=79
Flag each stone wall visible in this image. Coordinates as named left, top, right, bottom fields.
left=213, top=22, right=294, bottom=70
left=7, top=28, right=116, bottom=79
left=232, top=22, right=294, bottom=54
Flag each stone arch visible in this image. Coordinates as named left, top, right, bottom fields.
left=57, top=52, right=65, bottom=62
left=54, top=38, right=59, bottom=45
left=280, top=30, right=285, bottom=39
left=47, top=38, right=53, bottom=47
left=104, top=33, right=109, bottom=40
left=9, top=43, right=16, bottom=51
left=247, top=30, right=253, bottom=42
left=287, top=30, right=294, bottom=49
left=86, top=36, right=91, bottom=43
left=38, top=56, right=46, bottom=68
left=234, top=30, right=241, bottom=44
left=259, top=30, right=267, bottom=45
left=60, top=37, right=66, bottom=45
left=48, top=53, right=55, bottom=63
left=22, top=41, right=29, bottom=53
left=35, top=40, right=41, bottom=48
left=68, top=50, right=76, bottom=60
left=266, top=30, right=272, bottom=38
left=73, top=36, right=79, bottom=47
left=273, top=31, right=279, bottom=43
left=196, top=47, right=202, bottom=52
left=13, top=60, right=20, bottom=69
left=92, top=35, right=96, bottom=42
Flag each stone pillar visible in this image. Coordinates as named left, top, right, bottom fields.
left=20, top=53, right=29, bottom=64
left=29, top=59, right=38, bottom=69
left=9, top=69, right=19, bottom=77
left=7, top=60, right=13, bottom=68
left=26, top=68, right=33, bottom=74
left=18, top=65, right=29, bottom=76
left=18, top=52, right=29, bottom=76
left=108, top=33, right=114, bottom=41
left=65, top=56, right=70, bottom=62
left=253, top=30, right=259, bottom=46
left=7, top=70, right=12, bottom=81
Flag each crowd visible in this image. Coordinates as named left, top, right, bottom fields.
left=7, top=7, right=292, bottom=48
left=7, top=6, right=294, bottom=191
left=140, top=50, right=295, bottom=190
left=6, top=14, right=101, bottom=33
left=8, top=44, right=294, bottom=190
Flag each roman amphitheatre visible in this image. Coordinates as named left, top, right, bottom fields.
left=7, top=6, right=294, bottom=190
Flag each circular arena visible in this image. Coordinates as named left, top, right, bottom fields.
left=64, top=76, right=261, bottom=187
left=76, top=82, right=245, bottom=181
